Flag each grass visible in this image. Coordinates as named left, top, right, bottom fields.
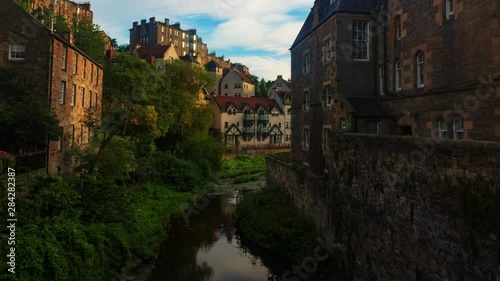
left=219, top=155, right=266, bottom=180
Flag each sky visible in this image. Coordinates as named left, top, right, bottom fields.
left=91, top=0, right=312, bottom=81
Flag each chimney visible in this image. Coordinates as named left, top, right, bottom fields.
left=165, top=18, right=169, bottom=26
left=150, top=16, right=155, bottom=23
left=133, top=21, right=138, bottom=27
left=277, top=75, right=283, bottom=79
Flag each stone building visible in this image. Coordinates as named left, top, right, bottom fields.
left=31, top=0, right=93, bottom=23
left=129, top=17, right=209, bottom=63
left=1, top=0, right=103, bottom=174
left=136, top=45, right=178, bottom=70
left=219, top=68, right=255, bottom=98
left=291, top=0, right=500, bottom=174
left=268, top=75, right=292, bottom=143
left=210, top=96, right=290, bottom=150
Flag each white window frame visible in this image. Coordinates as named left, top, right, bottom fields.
left=438, top=119, right=447, bottom=139
left=416, top=52, right=425, bottom=88
left=60, top=81, right=66, bottom=105
left=453, top=117, right=464, bottom=139
left=352, top=21, right=369, bottom=61
left=73, top=53, right=78, bottom=74
left=57, top=127, right=63, bottom=151
left=71, top=84, right=76, bottom=106
left=395, top=59, right=402, bottom=91
left=341, top=118, right=347, bottom=129
left=9, top=43, right=26, bottom=61
left=446, top=0, right=454, bottom=19
left=62, top=46, right=67, bottom=70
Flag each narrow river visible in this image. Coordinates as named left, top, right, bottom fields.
left=147, top=192, right=293, bottom=281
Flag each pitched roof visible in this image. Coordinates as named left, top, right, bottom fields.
left=344, top=95, right=391, bottom=117
left=180, top=54, right=200, bottom=64
left=222, top=69, right=255, bottom=85
left=291, top=0, right=380, bottom=49
left=213, top=96, right=282, bottom=112
left=205, top=60, right=221, bottom=68
left=136, top=45, right=172, bottom=58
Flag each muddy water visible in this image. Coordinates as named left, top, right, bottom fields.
left=147, top=193, right=292, bottom=281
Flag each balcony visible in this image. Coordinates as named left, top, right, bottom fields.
left=257, top=114, right=269, bottom=122
left=243, top=127, right=255, bottom=134
left=243, top=114, right=255, bottom=121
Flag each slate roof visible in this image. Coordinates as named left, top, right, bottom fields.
left=291, top=0, right=380, bottom=49
left=223, top=69, right=255, bottom=85
left=213, top=96, right=282, bottom=113
left=344, top=95, right=391, bottom=117
left=136, top=45, right=172, bottom=58
left=180, top=54, right=200, bottom=64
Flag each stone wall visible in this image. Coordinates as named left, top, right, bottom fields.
left=267, top=133, right=500, bottom=281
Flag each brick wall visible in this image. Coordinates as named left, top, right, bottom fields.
left=267, top=133, right=500, bottom=281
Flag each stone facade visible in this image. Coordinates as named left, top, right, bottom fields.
left=32, top=0, right=93, bottom=23
left=129, top=17, right=209, bottom=63
left=0, top=1, right=102, bottom=174
left=219, top=68, right=255, bottom=98
left=267, top=133, right=500, bottom=281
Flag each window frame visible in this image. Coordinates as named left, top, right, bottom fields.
left=416, top=52, right=425, bottom=88
left=324, top=86, right=331, bottom=108
left=8, top=43, right=26, bottom=61
left=453, top=117, right=464, bottom=139
left=60, top=81, right=66, bottom=105
left=395, top=16, right=401, bottom=40
left=438, top=119, right=447, bottom=139
left=352, top=21, right=369, bottom=61
left=303, top=52, right=310, bottom=73
left=303, top=129, right=309, bottom=148
left=304, top=91, right=310, bottom=111
left=379, top=65, right=385, bottom=95
left=445, top=0, right=454, bottom=19
left=62, top=46, right=67, bottom=70
left=325, top=39, right=331, bottom=61
left=395, top=59, right=402, bottom=91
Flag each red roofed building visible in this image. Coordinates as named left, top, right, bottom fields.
left=136, top=45, right=178, bottom=70
left=210, top=95, right=291, bottom=150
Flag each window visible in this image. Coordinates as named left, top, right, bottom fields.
left=9, top=43, right=26, bottom=61
left=225, top=84, right=228, bottom=89
left=453, top=117, right=464, bottom=139
left=71, top=84, right=76, bottom=106
left=395, top=59, right=402, bottom=91
left=82, top=59, right=86, bottom=79
left=304, top=91, right=310, bottom=111
left=79, top=124, right=84, bottom=144
left=303, top=52, right=310, bottom=73
left=340, top=118, right=347, bottom=129
left=96, top=69, right=99, bottom=86
left=73, top=53, right=78, bottom=74
left=89, top=91, right=92, bottom=108
left=69, top=125, right=74, bottom=147
left=81, top=88, right=85, bottom=107
left=395, top=16, right=401, bottom=40
left=224, top=122, right=228, bottom=128
left=94, top=93, right=98, bottom=109
left=438, top=119, right=447, bottom=139
left=416, top=52, right=425, bottom=88
left=90, top=64, right=94, bottom=83
left=352, top=21, right=369, bottom=60
left=365, top=121, right=379, bottom=134
left=325, top=39, right=331, bottom=61
left=445, top=0, right=454, bottom=19
left=379, top=65, right=385, bottom=95
left=62, top=46, right=67, bottom=70
left=57, top=127, right=63, bottom=151
left=226, top=135, right=235, bottom=145
left=60, top=81, right=66, bottom=105
left=324, top=86, right=331, bottom=108
left=303, top=129, right=309, bottom=148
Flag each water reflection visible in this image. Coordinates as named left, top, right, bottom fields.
left=148, top=193, right=291, bottom=281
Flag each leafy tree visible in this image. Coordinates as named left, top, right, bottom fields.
left=0, top=68, right=61, bottom=154
left=259, top=78, right=268, bottom=97
left=73, top=19, right=106, bottom=63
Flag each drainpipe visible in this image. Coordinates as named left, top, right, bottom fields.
left=46, top=34, right=54, bottom=174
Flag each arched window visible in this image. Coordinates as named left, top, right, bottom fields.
left=395, top=16, right=401, bottom=40
left=416, top=52, right=425, bottom=88
left=395, top=59, right=402, bottom=91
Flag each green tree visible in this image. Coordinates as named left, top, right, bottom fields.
left=0, top=68, right=61, bottom=153
left=259, top=78, right=268, bottom=97
left=73, top=19, right=106, bottom=63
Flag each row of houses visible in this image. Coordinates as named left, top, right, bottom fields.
left=1, top=0, right=103, bottom=174
left=290, top=0, right=500, bottom=174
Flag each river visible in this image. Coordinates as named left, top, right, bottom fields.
left=147, top=192, right=293, bottom=281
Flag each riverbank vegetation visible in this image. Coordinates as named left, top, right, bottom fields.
left=219, top=155, right=266, bottom=184
left=236, top=187, right=345, bottom=280
left=0, top=50, right=224, bottom=280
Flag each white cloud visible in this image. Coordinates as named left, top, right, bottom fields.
left=91, top=0, right=310, bottom=79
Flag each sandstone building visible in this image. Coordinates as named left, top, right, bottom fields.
left=1, top=0, right=103, bottom=174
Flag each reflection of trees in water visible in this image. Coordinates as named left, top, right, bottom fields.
left=149, top=195, right=237, bottom=281
left=235, top=234, right=291, bottom=281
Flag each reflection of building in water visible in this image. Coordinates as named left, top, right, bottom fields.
left=219, top=195, right=237, bottom=243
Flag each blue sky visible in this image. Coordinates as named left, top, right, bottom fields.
left=91, top=0, right=311, bottom=81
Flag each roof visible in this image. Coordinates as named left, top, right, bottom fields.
left=180, top=54, right=200, bottom=64
left=291, top=0, right=380, bottom=49
left=344, top=95, right=391, bottom=117
left=222, top=69, right=255, bottom=85
left=205, top=60, right=221, bottom=68
left=213, top=96, right=282, bottom=112
left=136, top=45, right=172, bottom=58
